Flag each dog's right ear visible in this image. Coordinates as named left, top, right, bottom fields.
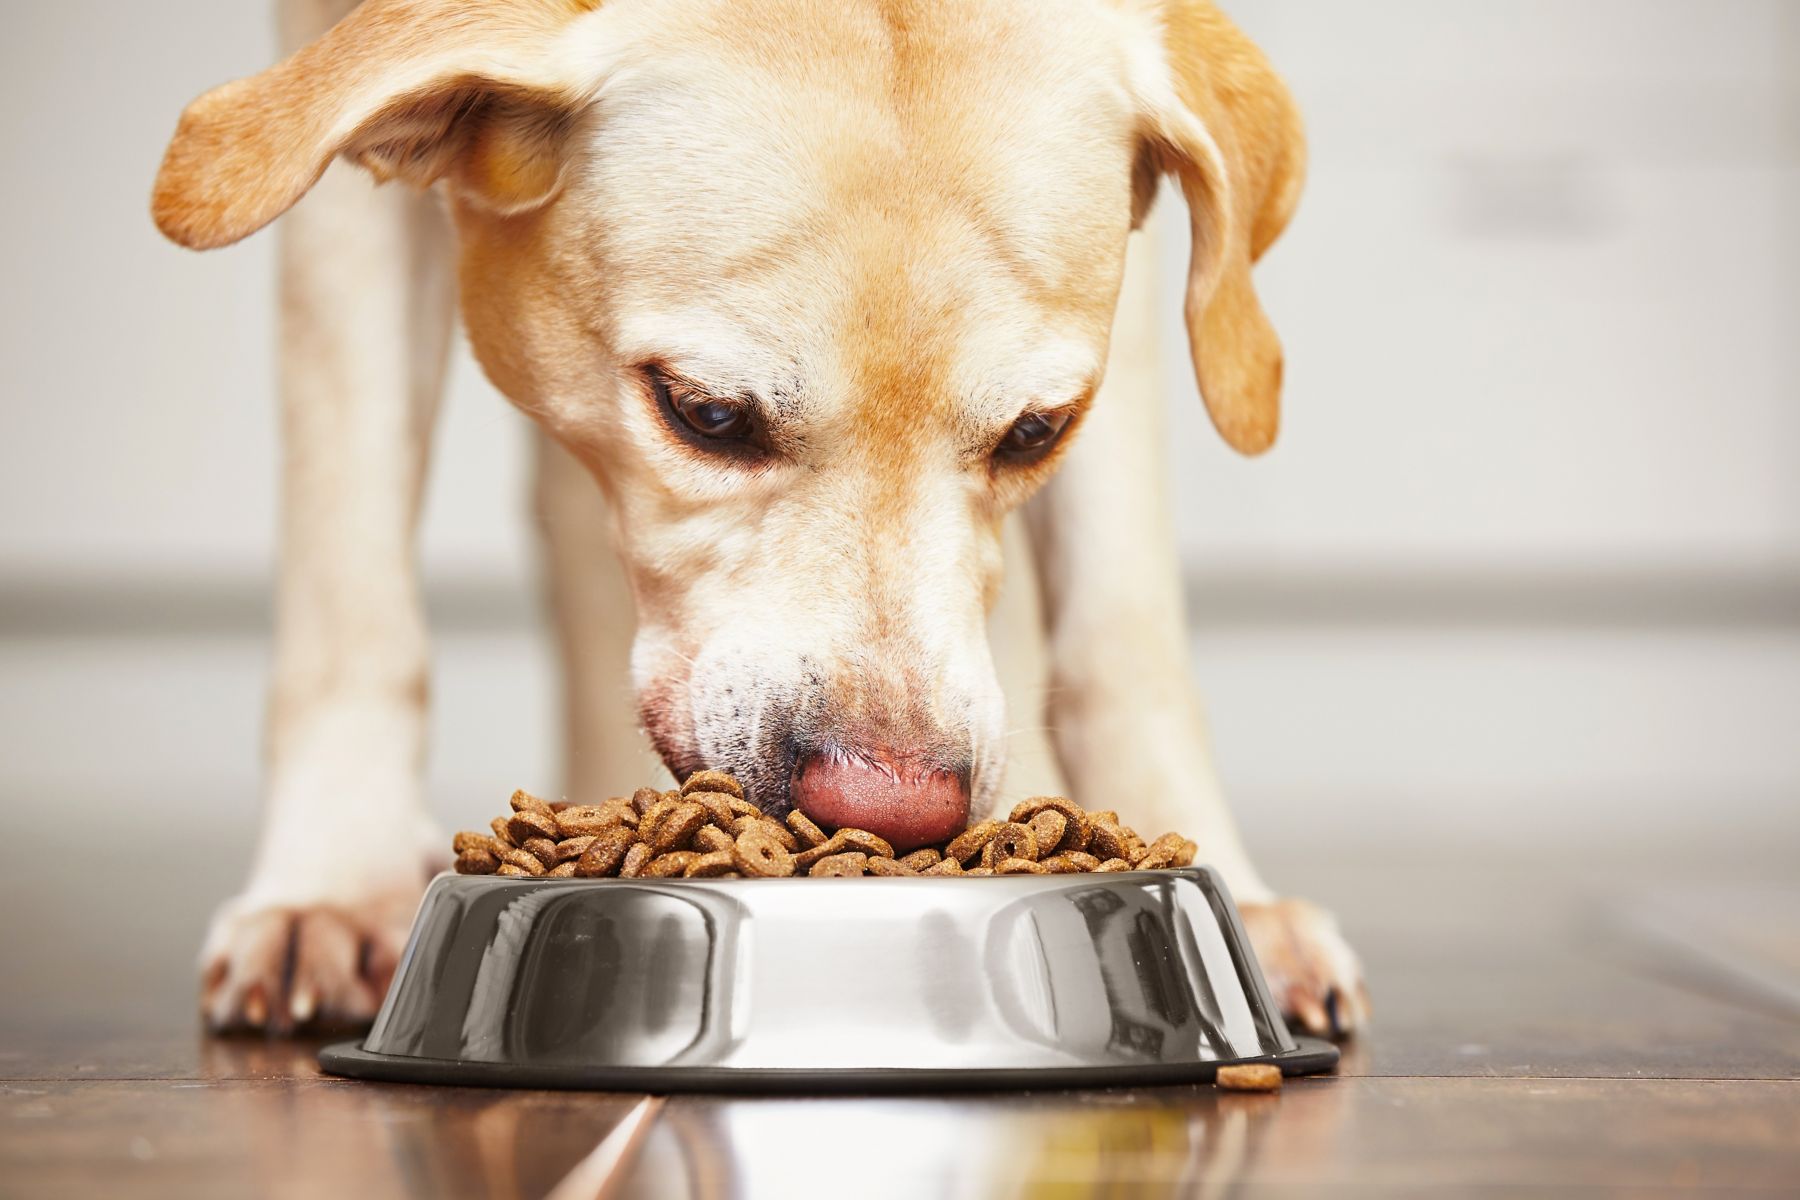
left=152, top=0, right=603, bottom=250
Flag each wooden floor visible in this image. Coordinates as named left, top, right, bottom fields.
left=4, top=846, right=1797, bottom=1197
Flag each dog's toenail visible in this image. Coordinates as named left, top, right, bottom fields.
left=243, top=987, right=268, bottom=1027
left=1324, top=987, right=1342, bottom=1035
left=291, top=989, right=317, bottom=1024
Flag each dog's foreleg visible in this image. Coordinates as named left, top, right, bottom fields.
left=200, top=0, right=457, bottom=1033
left=1025, top=223, right=1368, bottom=1036
left=532, top=432, right=670, bottom=801
left=1024, top=226, right=1268, bottom=899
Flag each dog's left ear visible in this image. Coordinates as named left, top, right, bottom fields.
left=153, top=0, right=604, bottom=250
left=1130, top=2, right=1306, bottom=456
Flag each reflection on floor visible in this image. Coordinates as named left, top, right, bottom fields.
left=2, top=831, right=1797, bottom=1197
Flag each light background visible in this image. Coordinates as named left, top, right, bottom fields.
left=0, top=1, right=1795, bottom=879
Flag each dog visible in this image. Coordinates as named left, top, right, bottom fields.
left=153, top=0, right=1367, bottom=1037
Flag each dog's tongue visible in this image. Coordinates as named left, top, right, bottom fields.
left=790, top=755, right=970, bottom=853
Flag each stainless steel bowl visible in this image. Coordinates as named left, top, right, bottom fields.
left=320, top=868, right=1336, bottom=1091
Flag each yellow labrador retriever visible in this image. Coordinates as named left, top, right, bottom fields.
left=154, top=0, right=1367, bottom=1037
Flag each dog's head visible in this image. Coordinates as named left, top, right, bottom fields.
left=154, top=0, right=1300, bottom=848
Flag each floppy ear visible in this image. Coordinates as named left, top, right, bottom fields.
left=1135, top=2, right=1306, bottom=456
left=152, top=0, right=602, bottom=250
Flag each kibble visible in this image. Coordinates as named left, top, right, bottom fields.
left=618, top=842, right=654, bottom=878
left=810, top=852, right=868, bottom=878
left=1214, top=1063, right=1283, bottom=1092
left=452, top=772, right=1206, bottom=884
left=784, top=809, right=828, bottom=849
left=732, top=827, right=796, bottom=878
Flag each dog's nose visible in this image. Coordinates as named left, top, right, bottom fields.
left=790, top=751, right=971, bottom=853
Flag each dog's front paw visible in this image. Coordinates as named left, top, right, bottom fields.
left=199, top=885, right=424, bottom=1035
left=1239, top=897, right=1369, bottom=1039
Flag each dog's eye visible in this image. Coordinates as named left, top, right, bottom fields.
left=996, top=410, right=1072, bottom=462
left=646, top=366, right=759, bottom=450
left=678, top=396, right=751, bottom=439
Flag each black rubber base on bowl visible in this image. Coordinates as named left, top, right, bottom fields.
left=317, top=1037, right=1338, bottom=1093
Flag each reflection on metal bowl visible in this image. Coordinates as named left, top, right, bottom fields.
left=320, top=868, right=1336, bottom=1090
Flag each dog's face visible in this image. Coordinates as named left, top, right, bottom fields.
left=154, top=0, right=1297, bottom=847
left=460, top=0, right=1141, bottom=835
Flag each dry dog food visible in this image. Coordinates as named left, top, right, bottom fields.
left=1214, top=1063, right=1284, bottom=1092
left=452, top=772, right=1199, bottom=880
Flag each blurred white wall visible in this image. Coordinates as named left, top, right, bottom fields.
left=2, top=1, right=1795, bottom=582
left=0, top=1, right=1794, bottom=856
left=1169, top=0, right=1800, bottom=576
left=0, top=0, right=533, bottom=583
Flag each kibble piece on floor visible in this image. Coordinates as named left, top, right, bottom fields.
left=1215, top=1063, right=1283, bottom=1092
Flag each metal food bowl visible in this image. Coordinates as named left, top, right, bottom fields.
left=319, top=868, right=1336, bottom=1091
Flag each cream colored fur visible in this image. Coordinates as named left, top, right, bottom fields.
left=161, top=0, right=1366, bottom=1037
